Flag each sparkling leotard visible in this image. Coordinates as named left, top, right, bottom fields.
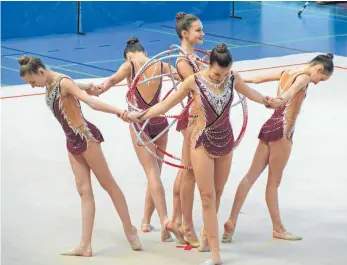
left=191, top=73, right=235, bottom=157
left=175, top=54, right=201, bottom=132
left=258, top=71, right=308, bottom=142
left=130, top=61, right=169, bottom=139
left=45, top=76, right=104, bottom=155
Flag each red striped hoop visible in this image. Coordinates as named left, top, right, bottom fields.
left=126, top=45, right=248, bottom=169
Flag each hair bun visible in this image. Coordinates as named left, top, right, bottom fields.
left=215, top=43, right=228, bottom=53
left=176, top=12, right=186, bottom=21
left=326, top=52, right=334, bottom=59
left=127, top=37, right=139, bottom=45
left=18, top=56, right=31, bottom=66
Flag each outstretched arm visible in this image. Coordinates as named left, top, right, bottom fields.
left=243, top=71, right=284, bottom=84
left=60, top=78, right=131, bottom=119
left=234, top=72, right=270, bottom=105
left=81, top=61, right=131, bottom=97
left=75, top=82, right=91, bottom=91
left=126, top=75, right=194, bottom=122
left=141, top=76, right=194, bottom=120
left=74, top=62, right=131, bottom=96
left=101, top=61, right=132, bottom=92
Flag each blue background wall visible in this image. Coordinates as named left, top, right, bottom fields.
left=1, top=1, right=231, bottom=40
left=81, top=1, right=231, bottom=31
left=2, top=1, right=346, bottom=86
left=1, top=1, right=76, bottom=39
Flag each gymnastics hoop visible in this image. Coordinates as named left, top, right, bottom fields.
left=126, top=44, right=248, bottom=169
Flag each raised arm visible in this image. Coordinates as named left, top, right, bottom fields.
left=139, top=75, right=195, bottom=120
left=243, top=71, right=284, bottom=84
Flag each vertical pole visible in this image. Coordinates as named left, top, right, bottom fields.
left=77, top=1, right=85, bottom=35
left=230, top=1, right=242, bottom=19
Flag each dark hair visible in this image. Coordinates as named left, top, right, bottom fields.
left=175, top=12, right=199, bottom=40
left=309, top=53, right=334, bottom=75
left=123, top=37, right=145, bottom=58
left=18, top=56, right=46, bottom=77
left=210, top=43, right=232, bottom=68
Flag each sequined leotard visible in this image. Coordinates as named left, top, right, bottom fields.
left=45, top=76, right=104, bottom=156
left=130, top=61, right=169, bottom=139
left=191, top=73, right=235, bottom=157
left=258, top=70, right=308, bottom=142
left=175, top=54, right=201, bottom=132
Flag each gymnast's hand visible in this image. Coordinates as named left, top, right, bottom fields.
left=85, top=82, right=95, bottom=95
left=124, top=110, right=148, bottom=123
left=88, top=82, right=104, bottom=96
left=266, top=96, right=285, bottom=109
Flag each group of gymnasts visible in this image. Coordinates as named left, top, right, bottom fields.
left=18, top=11, right=334, bottom=265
